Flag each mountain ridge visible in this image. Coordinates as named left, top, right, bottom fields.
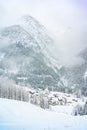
left=0, top=15, right=62, bottom=90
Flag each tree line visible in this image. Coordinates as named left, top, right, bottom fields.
left=0, top=77, right=29, bottom=102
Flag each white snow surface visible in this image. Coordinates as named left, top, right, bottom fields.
left=0, top=98, right=87, bottom=130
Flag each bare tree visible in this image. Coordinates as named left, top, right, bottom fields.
left=0, top=77, right=29, bottom=102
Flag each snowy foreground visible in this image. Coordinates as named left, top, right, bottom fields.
left=0, top=99, right=87, bottom=130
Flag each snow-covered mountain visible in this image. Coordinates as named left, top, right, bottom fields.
left=59, top=47, right=87, bottom=93
left=0, top=15, right=62, bottom=89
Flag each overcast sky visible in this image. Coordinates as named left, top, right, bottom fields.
left=0, top=0, right=87, bottom=67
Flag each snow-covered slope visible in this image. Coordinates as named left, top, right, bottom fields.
left=19, top=15, right=60, bottom=68
left=19, top=15, right=53, bottom=51
left=0, top=98, right=87, bottom=130
left=59, top=47, right=87, bottom=92
left=0, top=25, right=43, bottom=52
left=0, top=15, right=62, bottom=89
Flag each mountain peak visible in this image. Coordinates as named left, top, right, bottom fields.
left=21, top=15, right=44, bottom=28
left=0, top=15, right=61, bottom=89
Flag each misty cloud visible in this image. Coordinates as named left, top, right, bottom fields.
left=0, top=0, right=87, bottom=67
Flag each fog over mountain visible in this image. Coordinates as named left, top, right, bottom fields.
left=0, top=15, right=64, bottom=90
left=1, top=2, right=87, bottom=130
left=0, top=0, right=87, bottom=67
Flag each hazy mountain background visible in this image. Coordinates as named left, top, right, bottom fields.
left=0, top=0, right=87, bottom=92
left=0, top=16, right=62, bottom=90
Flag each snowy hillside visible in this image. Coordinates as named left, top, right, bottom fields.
left=0, top=98, right=87, bottom=130
left=0, top=15, right=62, bottom=90
left=60, top=46, right=87, bottom=92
